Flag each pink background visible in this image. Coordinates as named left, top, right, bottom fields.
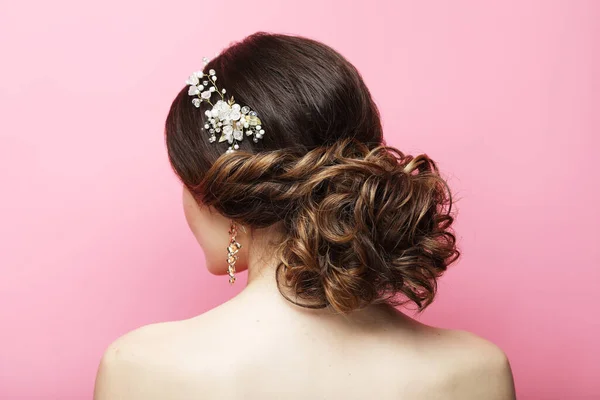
left=1, top=1, right=598, bottom=398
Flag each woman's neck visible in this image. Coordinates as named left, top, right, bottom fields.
left=236, top=231, right=406, bottom=327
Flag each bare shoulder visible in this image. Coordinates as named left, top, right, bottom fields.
left=93, top=319, right=202, bottom=400
left=431, top=328, right=516, bottom=400
left=93, top=304, right=238, bottom=400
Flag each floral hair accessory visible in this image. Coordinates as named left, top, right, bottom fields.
left=185, top=57, right=265, bottom=154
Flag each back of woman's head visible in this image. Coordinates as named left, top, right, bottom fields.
left=166, top=32, right=459, bottom=314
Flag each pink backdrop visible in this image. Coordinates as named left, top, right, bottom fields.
left=1, top=1, right=598, bottom=398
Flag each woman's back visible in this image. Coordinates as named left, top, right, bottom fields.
left=95, top=284, right=514, bottom=399
left=94, top=32, right=515, bottom=399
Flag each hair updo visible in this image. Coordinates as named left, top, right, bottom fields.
left=165, top=32, right=459, bottom=313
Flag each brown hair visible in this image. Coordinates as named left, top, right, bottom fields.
left=165, top=32, right=459, bottom=313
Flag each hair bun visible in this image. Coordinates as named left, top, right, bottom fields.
left=199, top=138, right=459, bottom=313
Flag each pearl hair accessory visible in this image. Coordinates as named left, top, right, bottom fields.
left=185, top=57, right=265, bottom=153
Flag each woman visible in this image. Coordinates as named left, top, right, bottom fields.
left=94, top=32, right=516, bottom=399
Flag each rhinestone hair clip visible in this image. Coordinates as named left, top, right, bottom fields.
left=185, top=57, right=265, bottom=154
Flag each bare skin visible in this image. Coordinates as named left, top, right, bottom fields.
left=94, top=188, right=516, bottom=399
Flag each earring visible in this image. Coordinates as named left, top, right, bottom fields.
left=226, top=220, right=242, bottom=284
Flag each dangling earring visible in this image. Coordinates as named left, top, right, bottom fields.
left=226, top=220, right=242, bottom=284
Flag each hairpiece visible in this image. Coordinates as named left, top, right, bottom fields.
left=185, top=57, right=265, bottom=153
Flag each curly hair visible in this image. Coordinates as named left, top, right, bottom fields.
left=165, top=32, right=459, bottom=313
